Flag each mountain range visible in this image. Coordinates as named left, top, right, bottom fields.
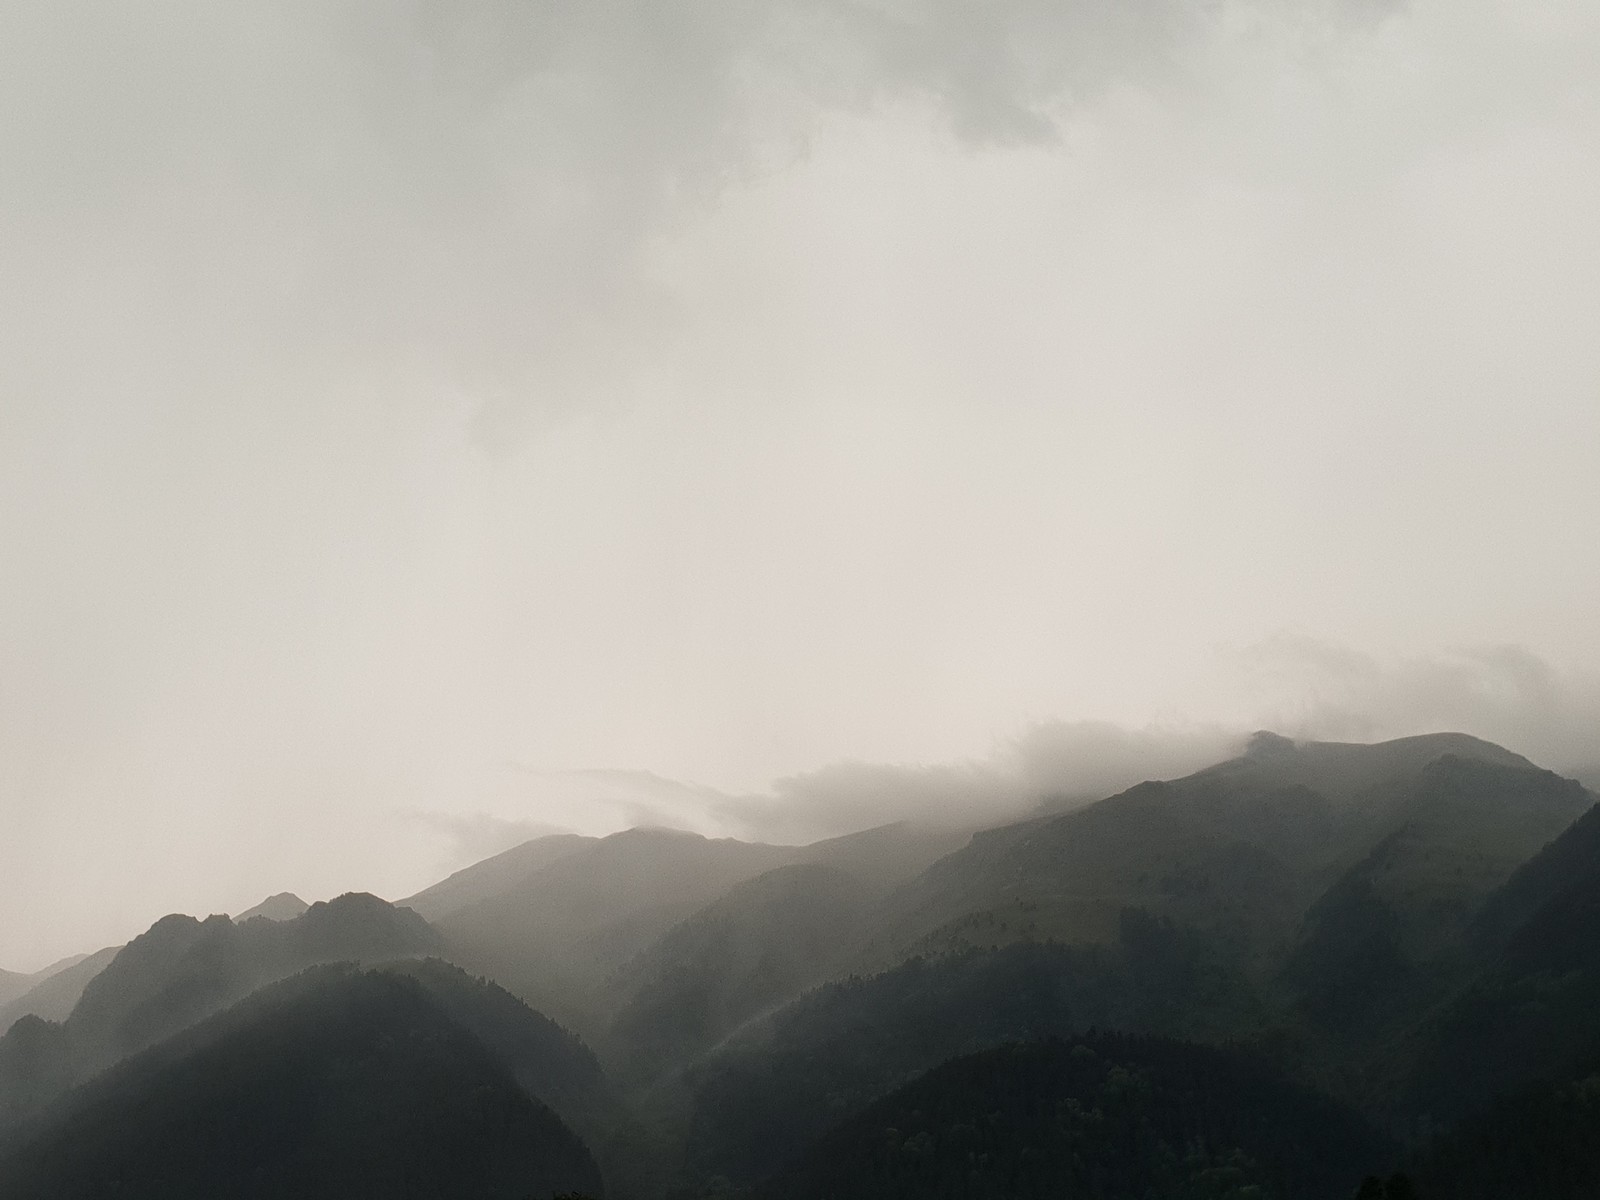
left=2, top=730, right=1597, bottom=1198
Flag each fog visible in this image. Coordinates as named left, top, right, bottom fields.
left=3, top=0, right=1599, bottom=969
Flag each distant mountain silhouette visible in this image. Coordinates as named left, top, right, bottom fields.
left=7, top=951, right=96, bottom=997
left=234, top=892, right=309, bottom=922
left=30, top=952, right=92, bottom=979
left=0, top=970, right=27, bottom=1008
left=0, top=945, right=121, bottom=1029
left=0, top=966, right=604, bottom=1200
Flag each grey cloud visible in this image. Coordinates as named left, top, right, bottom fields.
left=403, top=809, right=571, bottom=868
left=1005, top=720, right=1244, bottom=803
left=1224, top=635, right=1600, bottom=779
left=752, top=758, right=1020, bottom=840
left=0, top=0, right=1240, bottom=442
left=5, top=0, right=1598, bottom=969
left=499, top=765, right=743, bottom=833
left=405, top=720, right=1244, bottom=857
left=713, top=720, right=1242, bottom=843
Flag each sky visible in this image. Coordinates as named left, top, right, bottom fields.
left=3, top=0, right=1599, bottom=970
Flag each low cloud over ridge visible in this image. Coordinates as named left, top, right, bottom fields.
left=3, top=0, right=1599, bottom=969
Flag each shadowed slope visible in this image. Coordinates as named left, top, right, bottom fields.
left=684, top=919, right=1265, bottom=1186
left=1408, top=1070, right=1600, bottom=1200
left=763, top=1034, right=1393, bottom=1200
left=1472, top=798, right=1600, bottom=951
left=0, top=967, right=604, bottom=1200
left=1402, top=798, right=1600, bottom=1124
left=1281, top=755, right=1594, bottom=1037
left=0, top=894, right=441, bottom=1130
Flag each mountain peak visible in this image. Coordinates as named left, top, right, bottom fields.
left=1201, top=730, right=1540, bottom=807
left=235, top=893, right=308, bottom=923
left=607, top=825, right=710, bottom=843
left=1245, top=730, right=1298, bottom=759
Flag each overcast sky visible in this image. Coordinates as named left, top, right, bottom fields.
left=3, top=0, right=1599, bottom=969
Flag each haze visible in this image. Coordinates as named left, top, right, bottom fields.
left=3, top=0, right=1598, bottom=970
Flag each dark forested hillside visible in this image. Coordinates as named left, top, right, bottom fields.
left=5, top=732, right=1594, bottom=1200
left=1277, top=756, right=1590, bottom=1042
left=0, top=893, right=442, bottom=1131
left=1407, top=1070, right=1600, bottom=1200
left=1402, top=804, right=1600, bottom=1123
left=867, top=734, right=1587, bottom=979
left=1472, top=799, right=1600, bottom=950
left=683, top=919, right=1265, bottom=1186
left=382, top=957, right=620, bottom=1149
left=761, top=1034, right=1393, bottom=1200
left=0, top=967, right=605, bottom=1200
